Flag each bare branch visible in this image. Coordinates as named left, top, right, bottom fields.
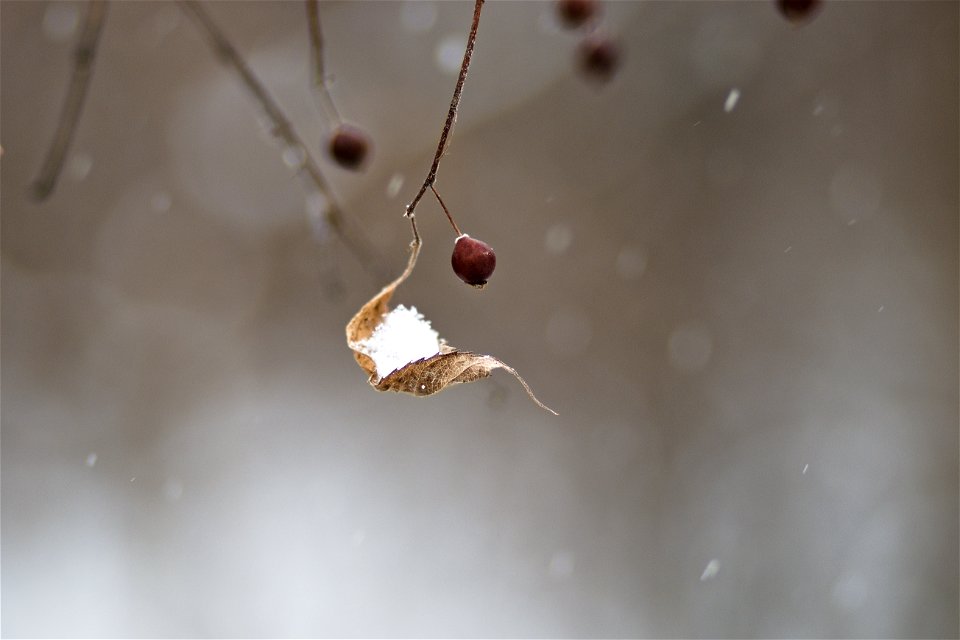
left=178, top=1, right=383, bottom=276
left=31, top=0, right=108, bottom=201
left=405, top=0, right=484, bottom=227
left=305, top=0, right=341, bottom=124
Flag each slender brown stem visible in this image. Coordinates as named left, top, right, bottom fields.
left=408, top=211, right=421, bottom=252
left=31, top=0, right=108, bottom=201
left=430, top=185, right=463, bottom=236
left=305, top=0, right=342, bottom=125
left=179, top=1, right=383, bottom=277
left=405, top=0, right=484, bottom=226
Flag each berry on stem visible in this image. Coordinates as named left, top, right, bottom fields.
left=452, top=234, right=496, bottom=288
left=328, top=123, right=370, bottom=170
left=578, top=34, right=620, bottom=82
left=556, top=0, right=598, bottom=29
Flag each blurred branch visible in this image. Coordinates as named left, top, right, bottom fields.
left=179, top=1, right=384, bottom=278
left=305, top=0, right=341, bottom=125
left=31, top=0, right=108, bottom=201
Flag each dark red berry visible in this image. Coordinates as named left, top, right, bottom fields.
left=578, top=34, right=620, bottom=82
left=328, top=124, right=370, bottom=170
left=451, top=235, right=496, bottom=288
left=776, top=0, right=822, bottom=24
left=556, top=0, right=598, bottom=29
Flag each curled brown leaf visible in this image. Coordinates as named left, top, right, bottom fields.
left=346, top=216, right=556, bottom=414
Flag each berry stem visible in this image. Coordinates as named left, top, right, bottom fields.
left=405, top=0, right=484, bottom=224
left=305, top=0, right=343, bottom=126
left=31, top=0, right=108, bottom=201
left=430, top=185, right=463, bottom=236
left=179, top=1, right=384, bottom=278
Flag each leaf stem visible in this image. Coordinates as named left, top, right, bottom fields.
left=31, top=0, right=108, bottom=201
left=405, top=0, right=484, bottom=230
left=178, top=1, right=383, bottom=277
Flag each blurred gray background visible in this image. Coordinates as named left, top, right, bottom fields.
left=2, top=1, right=957, bottom=637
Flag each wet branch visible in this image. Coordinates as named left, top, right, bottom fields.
left=32, top=0, right=108, bottom=201
left=179, top=0, right=382, bottom=275
left=405, top=0, right=484, bottom=226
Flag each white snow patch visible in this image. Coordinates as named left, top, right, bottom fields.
left=357, top=305, right=441, bottom=379
left=724, top=88, right=741, bottom=113
left=700, top=558, right=721, bottom=581
left=386, top=173, right=405, bottom=199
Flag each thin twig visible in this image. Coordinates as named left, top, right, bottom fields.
left=31, top=0, right=108, bottom=201
left=405, top=0, right=484, bottom=226
left=305, top=0, right=342, bottom=125
left=178, top=1, right=382, bottom=277
left=430, top=184, right=462, bottom=236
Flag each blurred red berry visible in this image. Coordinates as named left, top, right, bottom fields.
left=578, top=34, right=620, bottom=81
left=451, top=235, right=496, bottom=287
left=777, top=0, right=822, bottom=24
left=328, top=124, right=370, bottom=170
left=557, top=0, right=598, bottom=29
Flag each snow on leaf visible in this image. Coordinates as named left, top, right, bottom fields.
left=356, top=304, right=441, bottom=379
left=346, top=216, right=556, bottom=414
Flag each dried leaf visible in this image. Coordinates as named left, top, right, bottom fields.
left=346, top=216, right=556, bottom=414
